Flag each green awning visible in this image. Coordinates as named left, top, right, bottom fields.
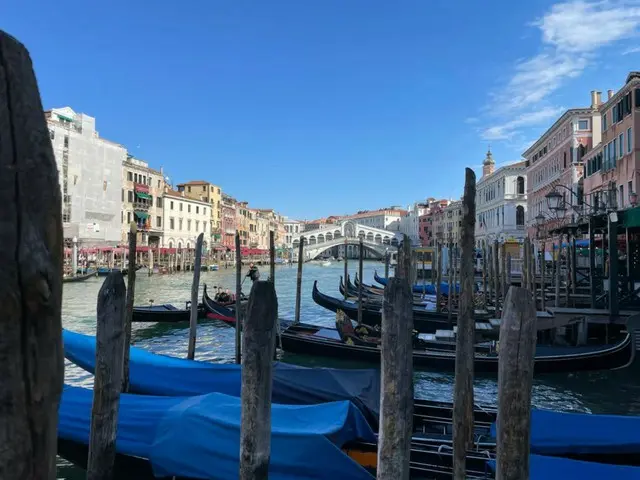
left=135, top=191, right=151, bottom=200
left=57, top=114, right=73, bottom=122
left=134, top=211, right=149, bottom=220
left=622, top=207, right=640, bottom=228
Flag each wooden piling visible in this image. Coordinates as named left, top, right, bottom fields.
left=358, top=237, right=364, bottom=325
left=384, top=251, right=390, bottom=280
left=239, top=281, right=278, bottom=480
left=344, top=238, right=349, bottom=300
left=554, top=237, right=561, bottom=307
left=493, top=240, right=500, bottom=317
left=482, top=244, right=488, bottom=309
left=294, top=236, right=304, bottom=324
left=501, top=243, right=507, bottom=305
left=507, top=253, right=512, bottom=288
left=452, top=168, right=476, bottom=479
left=122, top=222, right=137, bottom=392
left=451, top=245, right=458, bottom=312
left=269, top=230, right=275, bottom=283
left=495, top=286, right=537, bottom=480
left=87, top=272, right=127, bottom=480
left=377, top=239, right=413, bottom=480
left=148, top=248, right=154, bottom=276
left=530, top=241, right=536, bottom=306
left=565, top=234, right=571, bottom=307
left=235, top=232, right=242, bottom=364
left=436, top=242, right=443, bottom=313
left=540, top=243, right=546, bottom=310
left=187, top=233, right=204, bottom=360
left=447, top=242, right=453, bottom=322
left=0, top=31, right=64, bottom=478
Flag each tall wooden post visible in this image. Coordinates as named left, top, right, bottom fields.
left=507, top=253, right=512, bottom=289
left=436, top=242, right=443, bottom=313
left=451, top=245, right=458, bottom=311
left=187, top=233, right=204, bottom=360
left=294, top=237, right=304, bottom=324
left=343, top=239, right=349, bottom=299
left=447, top=242, right=453, bottom=322
left=494, top=240, right=500, bottom=317
left=487, top=246, right=493, bottom=309
left=571, top=234, right=577, bottom=296
left=530, top=241, right=536, bottom=305
left=501, top=243, right=507, bottom=304
left=384, top=251, right=390, bottom=280
left=430, top=248, right=436, bottom=286
left=0, top=33, right=64, bottom=478
left=122, top=222, right=137, bottom=392
left=357, top=237, right=364, bottom=325
left=269, top=230, right=275, bottom=283
left=589, top=218, right=596, bottom=308
left=87, top=272, right=126, bottom=480
left=495, top=286, right=537, bottom=480
left=453, top=168, right=476, bottom=479
left=565, top=234, right=571, bottom=307
left=377, top=239, right=413, bottom=480
left=239, top=281, right=277, bottom=480
left=522, top=239, right=529, bottom=290
left=540, top=243, right=546, bottom=310
left=609, top=215, right=619, bottom=319
left=148, top=248, right=154, bottom=276
left=235, top=232, right=242, bottom=364
left=482, top=244, right=488, bottom=309
left=555, top=236, right=561, bottom=307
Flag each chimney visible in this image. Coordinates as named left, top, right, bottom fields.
left=608, top=89, right=614, bottom=100
left=590, top=90, right=602, bottom=108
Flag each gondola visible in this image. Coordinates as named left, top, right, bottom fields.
left=279, top=320, right=637, bottom=374
left=353, top=274, right=437, bottom=302
left=132, top=302, right=205, bottom=323
left=340, top=276, right=436, bottom=307
left=374, top=270, right=462, bottom=296
left=201, top=284, right=247, bottom=324
left=62, top=270, right=97, bottom=283
left=313, top=281, right=490, bottom=334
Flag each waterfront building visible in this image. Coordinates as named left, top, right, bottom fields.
left=177, top=180, right=223, bottom=246
left=395, top=202, right=430, bottom=246
left=583, top=73, right=640, bottom=212
left=343, top=208, right=407, bottom=231
left=256, top=208, right=287, bottom=249
left=47, top=107, right=125, bottom=246
left=221, top=194, right=237, bottom=250
left=121, top=155, right=165, bottom=247
left=255, top=211, right=270, bottom=250
left=524, top=92, right=602, bottom=238
left=419, top=199, right=449, bottom=246
left=161, top=189, right=210, bottom=249
left=283, top=219, right=304, bottom=248
left=431, top=200, right=463, bottom=245
left=475, top=151, right=528, bottom=247
left=236, top=202, right=251, bottom=247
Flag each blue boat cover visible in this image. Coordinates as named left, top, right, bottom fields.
left=488, top=454, right=640, bottom=479
left=63, top=330, right=381, bottom=423
left=490, top=408, right=640, bottom=455
left=374, top=274, right=460, bottom=295
left=59, top=385, right=375, bottom=479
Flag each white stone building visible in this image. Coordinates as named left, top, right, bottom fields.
left=47, top=107, right=125, bottom=246
left=343, top=208, right=406, bottom=230
left=161, top=189, right=211, bottom=249
left=283, top=219, right=304, bottom=248
left=475, top=150, right=528, bottom=247
left=394, top=203, right=430, bottom=246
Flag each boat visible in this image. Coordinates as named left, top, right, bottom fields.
left=132, top=302, right=204, bottom=323
left=96, top=266, right=120, bottom=276
left=279, top=319, right=637, bottom=374
left=58, top=384, right=376, bottom=480
left=374, top=270, right=461, bottom=296
left=201, top=284, right=248, bottom=323
left=208, top=264, right=219, bottom=271
left=340, top=276, right=437, bottom=307
left=62, top=270, right=97, bottom=283
left=321, top=261, right=332, bottom=267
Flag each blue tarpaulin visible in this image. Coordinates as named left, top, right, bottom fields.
left=63, top=330, right=381, bottom=424
left=59, top=385, right=375, bottom=479
left=490, top=408, right=640, bottom=455
left=488, top=454, right=640, bottom=479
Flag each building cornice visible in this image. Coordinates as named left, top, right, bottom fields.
left=522, top=107, right=596, bottom=157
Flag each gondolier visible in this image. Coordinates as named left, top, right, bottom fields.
left=246, top=263, right=260, bottom=282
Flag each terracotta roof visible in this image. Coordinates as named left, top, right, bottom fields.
left=177, top=180, right=216, bottom=186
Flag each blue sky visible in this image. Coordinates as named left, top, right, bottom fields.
left=5, top=0, right=640, bottom=219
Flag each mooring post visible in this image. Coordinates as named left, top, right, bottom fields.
left=564, top=234, right=571, bottom=307
left=377, top=238, right=413, bottom=480
left=148, top=248, right=153, bottom=276
left=0, top=31, right=64, bottom=478
left=555, top=236, right=561, bottom=307
left=294, top=236, right=304, bottom=324
left=235, top=232, right=242, bottom=364
left=87, top=272, right=126, bottom=480
left=507, top=253, right=512, bottom=289
left=269, top=230, right=275, bottom=283
left=482, top=244, right=488, bottom=309
left=487, top=246, right=494, bottom=310
left=522, top=238, right=529, bottom=290
left=501, top=243, right=507, bottom=306
left=187, top=233, right=204, bottom=360
left=452, top=168, right=476, bottom=479
left=344, top=238, right=349, bottom=300
left=530, top=241, right=537, bottom=308
left=122, top=222, right=137, bottom=392
left=239, top=281, right=278, bottom=480
left=451, top=245, right=458, bottom=312
left=447, top=242, right=453, bottom=322
left=358, top=237, right=364, bottom=325
left=436, top=242, right=443, bottom=312
left=495, top=286, right=537, bottom=480
left=493, top=240, right=500, bottom=316
left=384, top=251, right=390, bottom=280
left=540, top=244, right=546, bottom=310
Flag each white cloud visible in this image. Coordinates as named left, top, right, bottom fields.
left=481, top=0, right=640, bottom=146
left=622, top=46, right=640, bottom=55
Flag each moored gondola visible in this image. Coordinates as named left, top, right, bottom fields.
left=374, top=270, right=462, bottom=296
left=131, top=302, right=205, bottom=323
left=62, top=270, right=97, bottom=283
left=201, top=284, right=247, bottom=324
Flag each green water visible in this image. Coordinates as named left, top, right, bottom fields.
left=58, top=260, right=640, bottom=477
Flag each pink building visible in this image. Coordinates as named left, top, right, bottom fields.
left=419, top=199, right=449, bottom=246
left=523, top=92, right=601, bottom=241
left=583, top=73, right=640, bottom=211
left=221, top=194, right=237, bottom=250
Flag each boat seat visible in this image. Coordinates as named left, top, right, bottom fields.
left=335, top=310, right=379, bottom=346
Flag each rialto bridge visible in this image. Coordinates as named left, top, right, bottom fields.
left=291, top=220, right=402, bottom=260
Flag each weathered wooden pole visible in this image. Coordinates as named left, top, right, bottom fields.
left=507, top=253, right=512, bottom=288
left=357, top=237, right=364, bottom=325
left=87, top=272, right=126, bottom=480
left=294, top=236, right=304, bottom=324
left=501, top=243, right=507, bottom=305
left=235, top=232, right=242, bottom=364
left=494, top=240, right=500, bottom=317
left=430, top=248, right=436, bottom=286
left=482, top=244, right=488, bottom=309
left=495, top=286, right=537, bottom=480
left=384, top=250, right=390, bottom=279
left=540, top=243, right=546, bottom=310
left=344, top=238, right=349, bottom=300
left=447, top=242, right=453, bottom=322
left=187, top=233, right=204, bottom=360
left=588, top=219, right=596, bottom=308
left=608, top=215, right=620, bottom=319
left=148, top=247, right=154, bottom=276
left=565, top=234, right=571, bottom=307
left=239, top=281, right=278, bottom=480
left=451, top=245, right=458, bottom=311
left=72, top=237, right=78, bottom=276
left=530, top=241, right=537, bottom=307
left=436, top=242, right=443, bottom=312
left=522, top=238, right=529, bottom=290
left=377, top=238, right=413, bottom=480
left=269, top=230, right=275, bottom=283
left=0, top=32, right=64, bottom=478
left=555, top=236, right=561, bottom=307
left=122, top=222, right=137, bottom=392
left=453, top=168, right=476, bottom=479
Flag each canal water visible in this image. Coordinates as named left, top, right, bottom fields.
left=58, top=260, right=640, bottom=477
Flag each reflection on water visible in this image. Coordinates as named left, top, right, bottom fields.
left=58, top=260, right=640, bottom=476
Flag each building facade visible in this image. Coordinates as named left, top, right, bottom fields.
left=47, top=107, right=125, bottom=246
left=161, top=189, right=210, bottom=249
left=395, top=202, right=429, bottom=246
left=524, top=92, right=602, bottom=238
left=475, top=151, right=528, bottom=246
left=343, top=208, right=407, bottom=231
left=583, top=73, right=640, bottom=212
left=121, top=155, right=165, bottom=247
left=221, top=194, right=237, bottom=250
left=176, top=180, right=223, bottom=245
left=432, top=200, right=462, bottom=245
left=419, top=199, right=449, bottom=246
left=283, top=219, right=304, bottom=248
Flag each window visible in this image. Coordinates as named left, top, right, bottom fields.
left=636, top=88, right=640, bottom=108
left=179, top=203, right=183, bottom=211
left=563, top=152, right=567, bottom=169
left=49, top=129, right=55, bottom=140
left=170, top=218, right=175, bottom=230
left=196, top=220, right=200, bottom=231
left=620, top=133, right=625, bottom=159
left=142, top=175, right=146, bottom=184
left=121, top=189, right=124, bottom=202
left=629, top=127, right=633, bottom=153
left=157, top=179, right=161, bottom=188
left=204, top=208, right=207, bottom=216
left=127, top=212, right=131, bottom=223
left=179, top=219, right=183, bottom=230
left=517, top=176, right=525, bottom=195
left=516, top=206, right=525, bottom=226
left=64, top=136, right=69, bottom=148
left=613, top=141, right=617, bottom=166
left=157, top=197, right=162, bottom=208
left=188, top=205, right=191, bottom=213
left=603, top=112, right=608, bottom=131
left=134, top=173, right=138, bottom=183
left=156, top=216, right=162, bottom=228
left=202, top=186, right=206, bottom=192
left=187, top=220, right=192, bottom=231
left=188, top=186, right=192, bottom=193
left=128, top=190, right=133, bottom=203
left=629, top=180, right=633, bottom=197
left=196, top=206, right=199, bottom=214
left=578, top=120, right=589, bottom=130
left=613, top=105, right=618, bottom=124
left=170, top=201, right=174, bottom=210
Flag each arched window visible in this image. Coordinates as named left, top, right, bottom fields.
left=517, top=176, right=525, bottom=195
left=516, top=205, right=525, bottom=226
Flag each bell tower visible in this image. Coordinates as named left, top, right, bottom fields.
left=482, top=147, right=495, bottom=178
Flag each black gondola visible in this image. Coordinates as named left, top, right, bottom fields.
left=280, top=321, right=637, bottom=374
left=62, top=270, right=97, bottom=283
left=201, top=284, right=247, bottom=324
left=340, top=276, right=435, bottom=307
left=132, top=302, right=205, bottom=323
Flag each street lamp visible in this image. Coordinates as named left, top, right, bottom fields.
left=535, top=213, right=546, bottom=226
left=630, top=191, right=638, bottom=207
left=545, top=190, right=564, bottom=212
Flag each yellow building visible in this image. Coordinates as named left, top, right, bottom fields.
left=176, top=180, right=222, bottom=245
